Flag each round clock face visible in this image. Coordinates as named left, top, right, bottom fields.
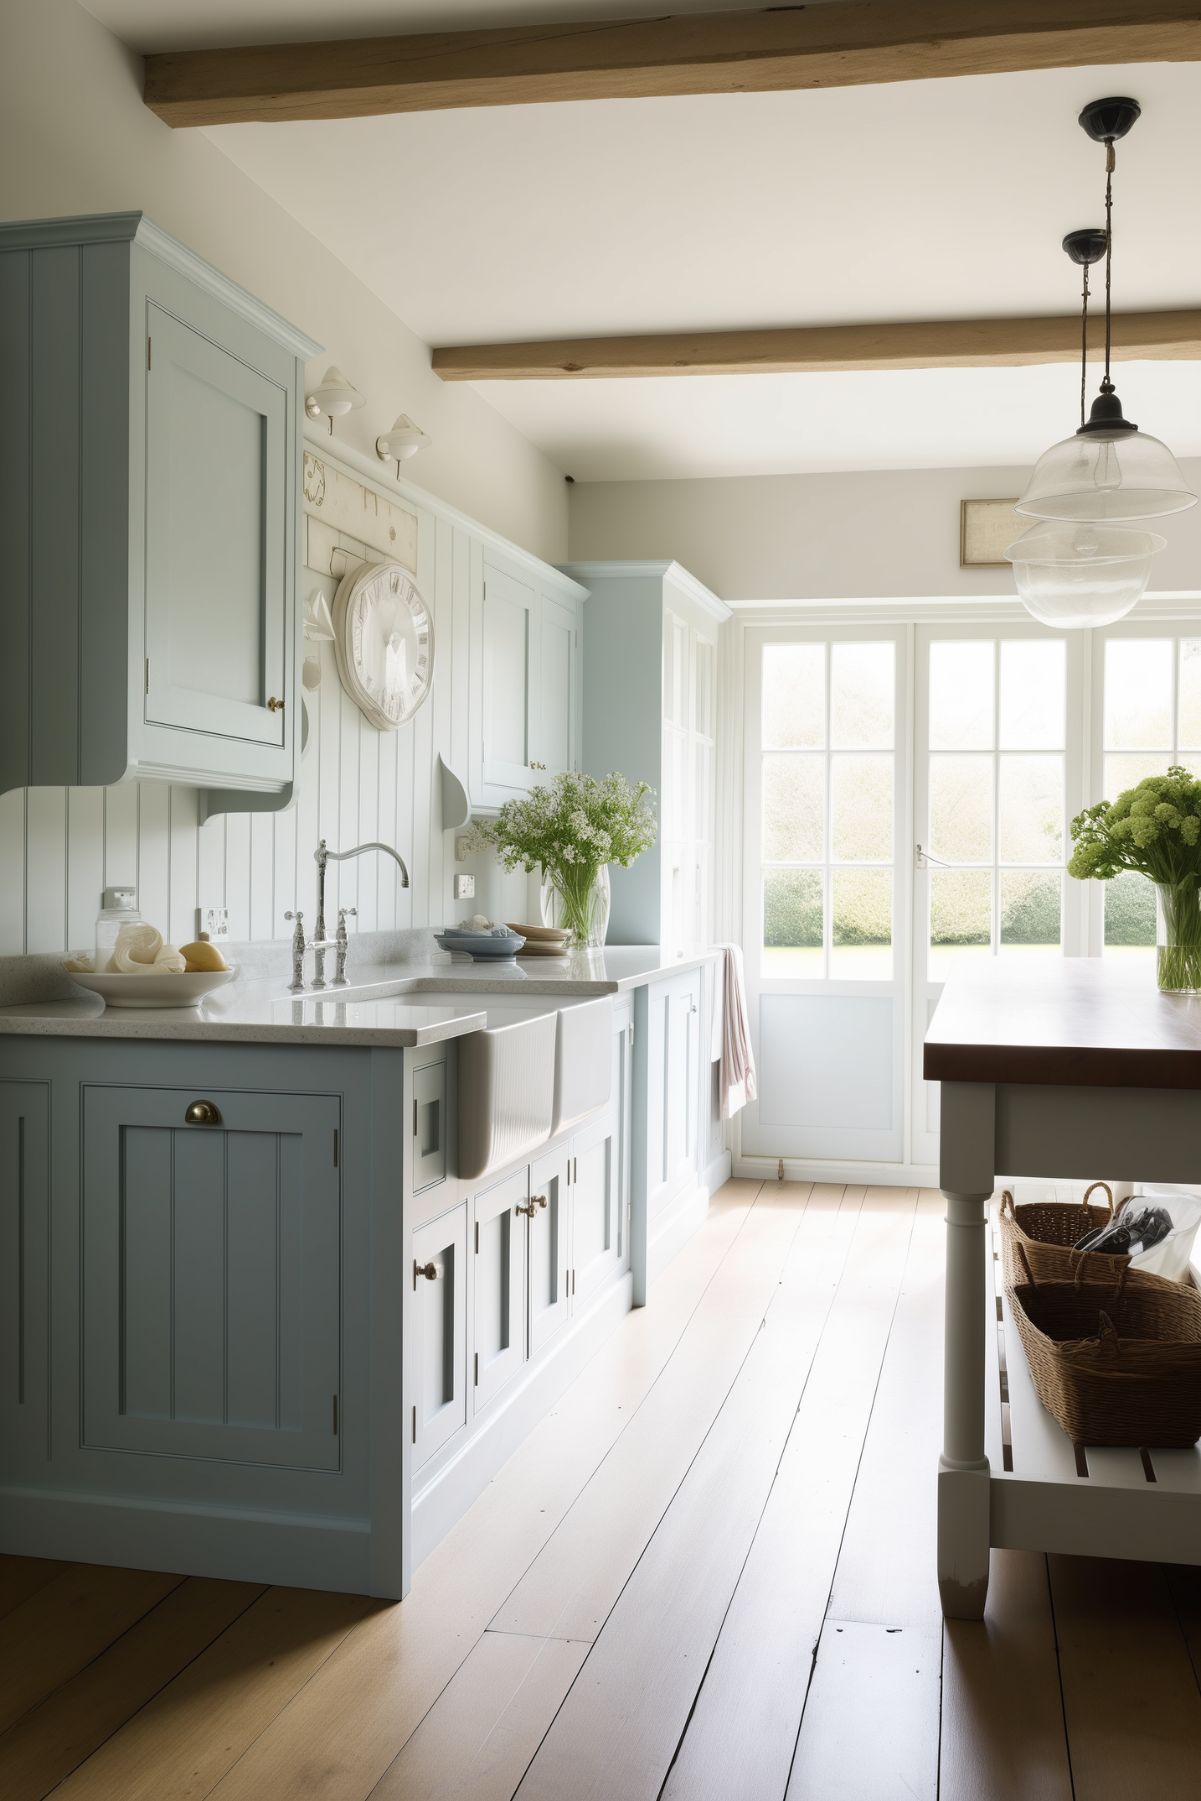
left=332, top=559, right=433, bottom=730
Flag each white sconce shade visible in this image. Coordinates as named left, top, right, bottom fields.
left=303, top=589, right=335, bottom=642
left=1016, top=425, right=1196, bottom=524
left=376, top=413, right=431, bottom=465
left=305, top=365, right=365, bottom=423
left=1005, top=519, right=1164, bottom=628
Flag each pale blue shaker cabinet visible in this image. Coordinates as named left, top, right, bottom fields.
left=0, top=212, right=320, bottom=814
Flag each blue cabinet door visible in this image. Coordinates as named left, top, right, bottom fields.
left=82, top=1085, right=340, bottom=1470
left=0, top=1082, right=50, bottom=1465
left=143, top=303, right=289, bottom=755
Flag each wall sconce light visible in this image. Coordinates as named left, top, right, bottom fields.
left=302, top=588, right=335, bottom=690
left=376, top=413, right=431, bottom=473
left=304, top=365, right=365, bottom=434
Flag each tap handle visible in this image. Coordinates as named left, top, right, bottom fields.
left=284, top=909, right=304, bottom=936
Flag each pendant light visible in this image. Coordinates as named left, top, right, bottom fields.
left=1006, top=518, right=1165, bottom=628
left=1016, top=98, right=1196, bottom=525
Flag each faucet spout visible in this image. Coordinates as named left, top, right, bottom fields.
left=317, top=839, right=410, bottom=888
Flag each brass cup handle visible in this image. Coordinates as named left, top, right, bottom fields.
left=267, top=696, right=285, bottom=713
left=183, top=1099, right=222, bottom=1127
left=413, top=1259, right=439, bottom=1286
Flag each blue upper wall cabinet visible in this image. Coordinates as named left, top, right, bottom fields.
left=0, top=213, right=320, bottom=815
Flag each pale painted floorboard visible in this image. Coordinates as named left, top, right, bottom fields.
left=784, top=1619, right=942, bottom=1801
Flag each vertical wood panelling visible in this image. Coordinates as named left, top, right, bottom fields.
left=224, top=1132, right=279, bottom=1430
left=30, top=249, right=80, bottom=784
left=0, top=459, right=545, bottom=955
left=171, top=1130, right=226, bottom=1424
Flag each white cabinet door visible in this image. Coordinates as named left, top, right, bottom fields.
left=412, top=1204, right=468, bottom=1469
left=646, top=970, right=701, bottom=1218
left=572, top=1112, right=622, bottom=1306
left=472, top=1167, right=528, bottom=1409
left=536, top=594, right=579, bottom=778
left=528, top=1145, right=571, bottom=1355
left=479, top=560, right=538, bottom=798
left=144, top=304, right=289, bottom=757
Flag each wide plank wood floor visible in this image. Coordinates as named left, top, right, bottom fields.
left=3, top=1178, right=1201, bottom=1800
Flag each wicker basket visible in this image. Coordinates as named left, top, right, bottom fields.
left=999, top=1182, right=1124, bottom=1288
left=1010, top=1244, right=1201, bottom=1448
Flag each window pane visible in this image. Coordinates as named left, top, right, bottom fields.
left=929, top=869, right=992, bottom=980
left=1104, top=638, right=1172, bottom=748
left=763, top=869, right=823, bottom=974
left=763, top=754, right=824, bottom=861
left=930, top=642, right=994, bottom=749
left=1000, top=871, right=1061, bottom=952
left=1104, top=870, right=1156, bottom=951
left=1000, top=640, right=1065, bottom=749
left=763, top=644, right=824, bottom=749
left=831, top=642, right=894, bottom=749
left=831, top=869, right=892, bottom=979
left=1103, top=752, right=1171, bottom=803
left=831, top=753, right=893, bottom=861
left=999, top=754, right=1063, bottom=864
left=1179, top=640, right=1201, bottom=750
left=929, top=753, right=994, bottom=863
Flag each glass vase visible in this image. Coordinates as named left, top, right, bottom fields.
left=1155, top=876, right=1201, bottom=994
left=540, top=863, right=611, bottom=950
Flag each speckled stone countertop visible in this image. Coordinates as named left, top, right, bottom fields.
left=0, top=946, right=721, bottom=1047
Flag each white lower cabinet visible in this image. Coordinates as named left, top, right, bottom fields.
left=646, top=967, right=702, bottom=1221
left=529, top=1144, right=572, bottom=1354
left=572, top=1111, right=623, bottom=1307
left=411, top=1203, right=468, bottom=1470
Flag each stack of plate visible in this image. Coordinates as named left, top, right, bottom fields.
left=433, top=925, right=526, bottom=961
left=507, top=923, right=571, bottom=959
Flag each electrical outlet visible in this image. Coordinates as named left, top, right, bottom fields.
left=454, top=874, right=476, bottom=900
left=196, top=906, right=230, bottom=942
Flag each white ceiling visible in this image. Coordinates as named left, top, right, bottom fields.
left=80, top=3, right=1201, bottom=480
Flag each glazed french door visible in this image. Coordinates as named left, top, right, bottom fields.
left=910, top=622, right=1087, bottom=1168
left=740, top=623, right=909, bottom=1166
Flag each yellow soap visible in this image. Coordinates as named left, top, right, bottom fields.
left=180, top=940, right=228, bottom=972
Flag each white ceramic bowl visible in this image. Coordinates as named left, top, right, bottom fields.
left=65, top=968, right=237, bottom=1009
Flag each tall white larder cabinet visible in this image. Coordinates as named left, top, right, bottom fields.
left=566, top=562, right=729, bottom=949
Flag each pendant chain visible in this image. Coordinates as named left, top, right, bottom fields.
left=1080, top=262, right=1090, bottom=428
left=1102, top=139, right=1116, bottom=391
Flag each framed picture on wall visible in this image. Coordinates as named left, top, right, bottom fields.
left=960, top=498, right=1020, bottom=568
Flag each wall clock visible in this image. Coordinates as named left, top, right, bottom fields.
left=331, top=558, right=433, bottom=730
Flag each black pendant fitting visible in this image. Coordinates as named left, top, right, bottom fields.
left=1077, top=387, right=1138, bottom=438
left=1078, top=96, right=1141, bottom=143
left=1062, top=228, right=1108, bottom=266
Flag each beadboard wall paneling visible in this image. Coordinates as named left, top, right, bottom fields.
left=0, top=475, right=508, bottom=956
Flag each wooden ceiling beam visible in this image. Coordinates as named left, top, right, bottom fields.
left=430, top=310, right=1201, bottom=380
left=143, top=2, right=1201, bottom=127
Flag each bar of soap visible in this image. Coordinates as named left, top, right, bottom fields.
left=180, top=940, right=228, bottom=972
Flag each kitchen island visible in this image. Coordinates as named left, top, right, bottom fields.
left=0, top=947, right=726, bottom=1599
left=925, top=956, right=1201, bottom=1620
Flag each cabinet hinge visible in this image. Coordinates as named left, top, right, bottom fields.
left=571, top=1269, right=576, bottom=1297
left=412, top=1098, right=418, bottom=1137
left=144, top=657, right=150, bottom=694
left=332, top=1394, right=338, bottom=1435
left=146, top=335, right=152, bottom=370
left=473, top=1351, right=479, bottom=1386
left=333, top=1129, right=339, bottom=1168
left=474, top=1220, right=480, bottom=1253
left=412, top=1404, right=417, bottom=1445
left=777, top=1157, right=785, bottom=1184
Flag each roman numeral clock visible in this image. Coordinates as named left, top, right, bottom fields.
left=331, top=558, right=434, bottom=730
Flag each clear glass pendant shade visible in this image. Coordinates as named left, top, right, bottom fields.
left=1016, top=426, right=1197, bottom=523
left=1005, top=519, right=1165, bottom=628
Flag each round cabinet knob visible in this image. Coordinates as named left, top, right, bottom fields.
left=183, top=1099, right=222, bottom=1127
left=267, top=696, right=286, bottom=713
left=413, top=1260, right=439, bottom=1284
left=533, top=1194, right=548, bottom=1210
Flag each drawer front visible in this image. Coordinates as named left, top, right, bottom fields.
left=412, top=1060, right=448, bottom=1192
left=412, top=1203, right=468, bottom=1469
left=82, top=1086, right=341, bottom=1471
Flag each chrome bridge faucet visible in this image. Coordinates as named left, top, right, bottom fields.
left=285, top=838, right=410, bottom=992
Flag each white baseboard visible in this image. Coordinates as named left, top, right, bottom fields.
left=702, top=1147, right=733, bottom=1195
left=0, top=1486, right=379, bottom=1594
left=735, top=1155, right=938, bottom=1189
left=647, top=1182, right=711, bottom=1285
left=411, top=1272, right=634, bottom=1569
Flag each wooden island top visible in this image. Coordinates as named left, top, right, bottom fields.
left=924, top=956, right=1201, bottom=1091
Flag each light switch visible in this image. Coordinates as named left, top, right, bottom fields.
left=454, top=874, right=476, bottom=900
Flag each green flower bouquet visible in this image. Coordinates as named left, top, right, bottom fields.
left=1069, top=766, right=1201, bottom=992
left=485, top=771, right=657, bottom=948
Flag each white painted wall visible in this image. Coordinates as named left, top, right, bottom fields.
left=1, top=0, right=567, bottom=565
left=568, top=461, right=1201, bottom=601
